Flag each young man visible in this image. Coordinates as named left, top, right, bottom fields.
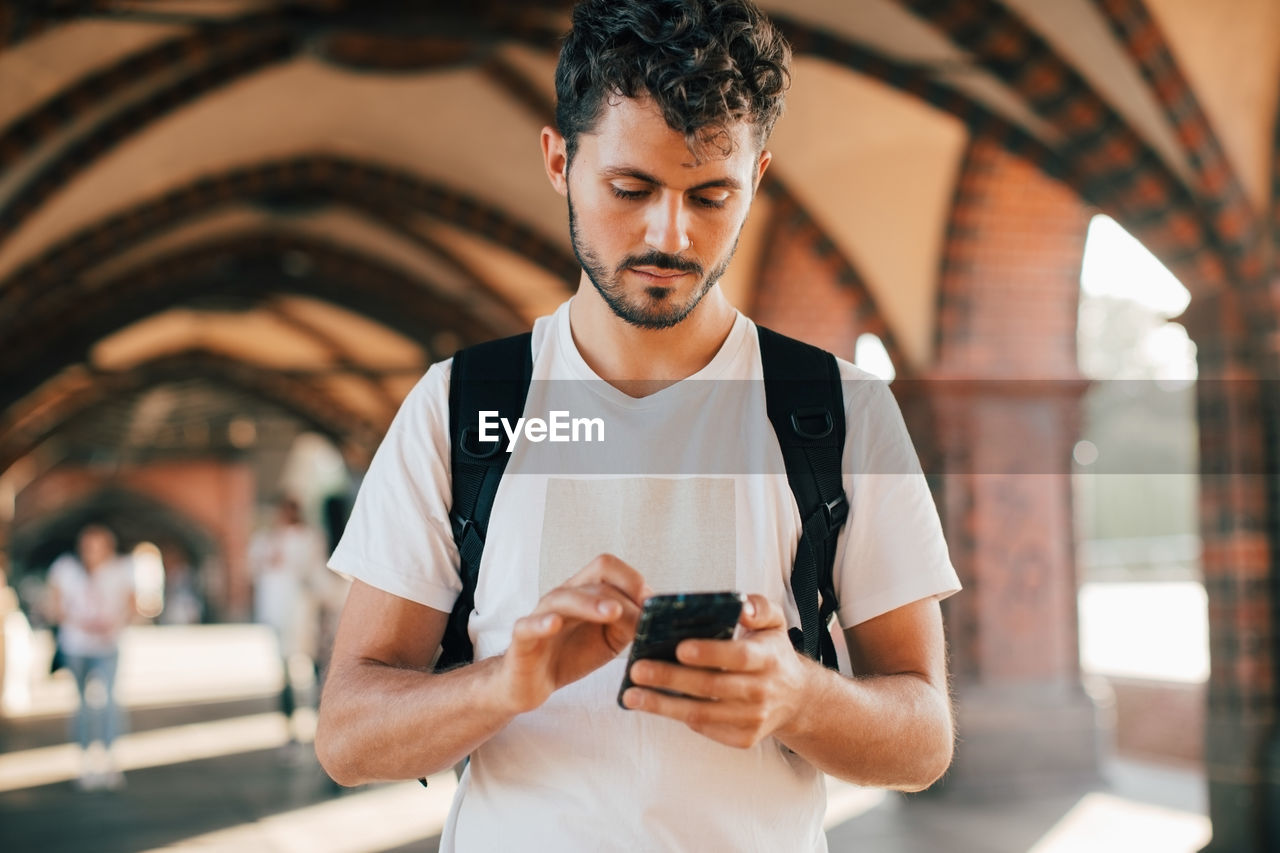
left=316, top=1, right=960, bottom=849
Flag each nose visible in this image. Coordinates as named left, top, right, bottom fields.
left=643, top=190, right=691, bottom=256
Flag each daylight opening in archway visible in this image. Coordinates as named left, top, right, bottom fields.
left=1074, top=214, right=1204, bottom=685
left=854, top=333, right=895, bottom=382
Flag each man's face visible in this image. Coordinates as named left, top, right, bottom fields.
left=547, top=97, right=770, bottom=329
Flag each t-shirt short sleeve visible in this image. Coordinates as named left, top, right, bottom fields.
left=832, top=363, right=961, bottom=627
left=48, top=554, right=77, bottom=595
left=328, top=360, right=462, bottom=612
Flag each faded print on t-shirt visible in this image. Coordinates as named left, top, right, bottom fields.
left=538, top=477, right=736, bottom=595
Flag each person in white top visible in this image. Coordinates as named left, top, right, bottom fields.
left=47, top=524, right=136, bottom=790
left=249, top=496, right=329, bottom=744
left=317, top=2, right=960, bottom=849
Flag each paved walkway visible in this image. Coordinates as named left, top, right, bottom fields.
left=0, top=626, right=1212, bottom=852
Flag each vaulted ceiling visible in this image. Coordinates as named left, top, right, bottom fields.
left=0, top=0, right=1276, bottom=476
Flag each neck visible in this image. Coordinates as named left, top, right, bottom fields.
left=568, top=278, right=737, bottom=397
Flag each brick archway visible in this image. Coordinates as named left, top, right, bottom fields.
left=0, top=349, right=387, bottom=475
left=10, top=485, right=220, bottom=580
left=0, top=154, right=577, bottom=321
left=917, top=133, right=1095, bottom=792
left=12, top=470, right=255, bottom=619
left=0, top=229, right=521, bottom=413
left=750, top=179, right=905, bottom=369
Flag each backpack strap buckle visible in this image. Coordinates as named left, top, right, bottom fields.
left=790, top=406, right=834, bottom=440
left=459, top=424, right=504, bottom=460
left=452, top=516, right=486, bottom=569
left=823, top=494, right=848, bottom=530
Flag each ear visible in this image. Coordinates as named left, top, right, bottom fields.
left=753, top=149, right=772, bottom=191
left=542, top=126, right=569, bottom=197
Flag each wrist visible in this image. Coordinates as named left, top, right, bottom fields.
left=776, top=653, right=826, bottom=742
left=489, top=650, right=543, bottom=717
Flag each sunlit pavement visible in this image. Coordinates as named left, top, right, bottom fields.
left=1, top=625, right=1210, bottom=853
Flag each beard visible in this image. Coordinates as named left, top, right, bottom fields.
left=568, top=191, right=739, bottom=330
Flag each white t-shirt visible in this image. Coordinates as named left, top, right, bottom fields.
left=249, top=523, right=329, bottom=659
left=331, top=300, right=960, bottom=852
left=49, top=554, right=135, bottom=658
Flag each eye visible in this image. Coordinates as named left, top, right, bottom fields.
left=691, top=195, right=727, bottom=210
left=611, top=186, right=649, bottom=201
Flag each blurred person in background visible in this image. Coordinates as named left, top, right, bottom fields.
left=249, top=495, right=328, bottom=749
left=46, top=524, right=136, bottom=791
left=157, top=543, right=204, bottom=626
left=1, top=560, right=28, bottom=714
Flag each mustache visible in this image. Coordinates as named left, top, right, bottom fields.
left=617, top=251, right=702, bottom=277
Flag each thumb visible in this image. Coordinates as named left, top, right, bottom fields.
left=738, top=594, right=784, bottom=632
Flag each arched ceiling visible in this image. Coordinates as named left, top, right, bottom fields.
left=1144, top=0, right=1280, bottom=214
left=0, top=0, right=1273, bottom=476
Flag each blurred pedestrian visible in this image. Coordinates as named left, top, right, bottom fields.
left=157, top=544, right=203, bottom=626
left=249, top=496, right=328, bottom=747
left=46, top=524, right=136, bottom=791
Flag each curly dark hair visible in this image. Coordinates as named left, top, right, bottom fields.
left=554, top=0, right=791, bottom=163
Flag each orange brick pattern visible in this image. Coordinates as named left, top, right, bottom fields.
left=1182, top=289, right=1279, bottom=848
left=0, top=155, right=577, bottom=315
left=922, top=138, right=1090, bottom=687
left=0, top=230, right=520, bottom=414
left=933, top=140, right=1088, bottom=378
left=0, top=23, right=288, bottom=174
left=0, top=33, right=296, bottom=250
left=901, top=0, right=1249, bottom=309
left=1092, top=0, right=1263, bottom=283
left=0, top=351, right=385, bottom=475
left=13, top=460, right=256, bottom=618
left=750, top=182, right=901, bottom=366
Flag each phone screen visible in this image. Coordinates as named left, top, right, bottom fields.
left=617, top=591, right=745, bottom=709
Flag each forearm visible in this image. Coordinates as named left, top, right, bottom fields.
left=315, top=654, right=518, bottom=786
left=778, top=659, right=954, bottom=791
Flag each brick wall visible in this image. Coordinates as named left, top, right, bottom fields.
left=915, top=137, right=1101, bottom=791
left=750, top=186, right=897, bottom=366
left=14, top=460, right=256, bottom=617
left=928, top=138, right=1091, bottom=686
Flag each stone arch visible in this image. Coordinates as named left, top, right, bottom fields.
left=11, top=463, right=258, bottom=619
left=892, top=1, right=1250, bottom=302
left=9, top=7, right=1253, bottom=373
left=0, top=349, right=387, bottom=475
left=0, top=155, right=577, bottom=316
left=0, top=29, right=296, bottom=246
left=0, top=4, right=569, bottom=256
left=1092, top=0, right=1263, bottom=279
left=751, top=179, right=908, bottom=371
left=9, top=485, right=220, bottom=581
left=0, top=18, right=292, bottom=174
left=0, top=230, right=512, bottom=412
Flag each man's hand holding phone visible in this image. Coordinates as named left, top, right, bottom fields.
left=498, top=554, right=648, bottom=714
left=619, top=593, right=811, bottom=750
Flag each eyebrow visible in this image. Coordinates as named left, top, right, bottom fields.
left=599, top=166, right=742, bottom=193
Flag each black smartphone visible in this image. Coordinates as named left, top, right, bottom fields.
left=617, top=591, right=746, bottom=709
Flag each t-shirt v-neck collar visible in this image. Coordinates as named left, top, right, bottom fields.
left=552, top=299, right=751, bottom=409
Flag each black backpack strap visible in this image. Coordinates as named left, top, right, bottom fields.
left=757, top=325, right=847, bottom=671
left=437, top=332, right=533, bottom=672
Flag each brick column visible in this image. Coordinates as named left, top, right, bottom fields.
left=909, top=138, right=1100, bottom=794
left=1182, top=289, right=1279, bottom=852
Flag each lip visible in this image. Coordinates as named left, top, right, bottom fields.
left=629, top=267, right=690, bottom=281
